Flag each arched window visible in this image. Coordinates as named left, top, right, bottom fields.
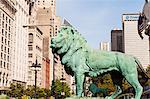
left=29, top=33, right=33, bottom=43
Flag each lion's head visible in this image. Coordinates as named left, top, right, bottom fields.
left=50, top=26, right=76, bottom=54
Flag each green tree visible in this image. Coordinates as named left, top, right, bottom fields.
left=51, top=79, right=71, bottom=99
left=8, top=83, right=25, bottom=98
left=24, top=85, right=34, bottom=97
left=24, top=85, right=50, bottom=98
left=92, top=73, right=132, bottom=96
left=8, top=83, right=51, bottom=98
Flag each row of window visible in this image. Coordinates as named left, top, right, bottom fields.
left=1, top=45, right=10, bottom=54
left=29, top=33, right=33, bottom=43
left=0, top=60, right=10, bottom=70
left=1, top=21, right=11, bottom=31
left=1, top=29, right=11, bottom=39
left=1, top=53, right=10, bottom=62
left=0, top=12, right=12, bottom=25
left=28, top=45, right=42, bottom=52
left=1, top=36, right=11, bottom=46
left=0, top=72, right=9, bottom=86
left=28, top=53, right=32, bottom=58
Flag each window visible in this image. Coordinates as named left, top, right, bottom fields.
left=7, top=63, right=9, bottom=70
left=7, top=56, right=9, bottom=62
left=9, top=19, right=11, bottom=25
left=1, top=45, right=3, bottom=51
left=38, top=0, right=40, bottom=5
left=0, top=61, right=2, bottom=68
left=28, top=53, right=33, bottom=58
left=28, top=71, right=32, bottom=74
left=4, top=54, right=6, bottom=60
left=2, top=21, right=4, bottom=28
left=6, top=79, right=8, bottom=85
left=5, top=31, right=7, bottom=38
left=6, top=24, right=7, bottom=30
left=1, top=37, right=3, bottom=43
left=2, top=29, right=4, bottom=35
left=29, top=33, right=33, bottom=43
left=28, top=76, right=32, bottom=79
left=28, top=45, right=33, bottom=51
left=8, top=41, right=10, bottom=46
left=28, top=61, right=32, bottom=66
left=8, top=48, right=9, bottom=54
left=4, top=47, right=6, bottom=53
left=5, top=39, right=7, bottom=45
left=1, top=53, right=3, bottom=59
left=9, top=27, right=10, bottom=32
left=6, top=16, right=7, bottom=22
left=4, top=62, right=5, bottom=68
left=2, top=14, right=4, bottom=20
left=8, top=34, right=10, bottom=39
left=28, top=61, right=32, bottom=64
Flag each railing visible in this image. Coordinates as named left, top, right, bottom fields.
left=116, top=93, right=134, bottom=99
left=116, top=89, right=150, bottom=99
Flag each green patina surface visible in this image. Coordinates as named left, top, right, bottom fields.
left=51, top=26, right=143, bottom=99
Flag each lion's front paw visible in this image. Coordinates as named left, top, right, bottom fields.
left=105, top=96, right=113, bottom=99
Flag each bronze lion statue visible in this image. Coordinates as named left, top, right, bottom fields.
left=51, top=26, right=143, bottom=99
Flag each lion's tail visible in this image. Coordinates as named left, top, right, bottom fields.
left=134, top=57, right=150, bottom=83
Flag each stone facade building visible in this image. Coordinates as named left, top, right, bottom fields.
left=0, top=0, right=16, bottom=91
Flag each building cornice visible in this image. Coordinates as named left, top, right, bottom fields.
left=4, top=0, right=17, bottom=12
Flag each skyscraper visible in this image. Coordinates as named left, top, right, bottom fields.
left=122, top=13, right=149, bottom=68
left=12, top=0, right=29, bottom=85
left=0, top=0, right=16, bottom=92
left=111, top=29, right=124, bottom=52
left=28, top=0, right=62, bottom=88
left=100, top=42, right=110, bottom=51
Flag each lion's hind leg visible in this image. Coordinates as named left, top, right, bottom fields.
left=124, top=73, right=143, bottom=99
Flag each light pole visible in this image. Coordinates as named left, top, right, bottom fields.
left=23, top=24, right=55, bottom=97
left=60, top=65, right=66, bottom=99
left=31, top=58, right=41, bottom=99
left=23, top=24, right=55, bottom=83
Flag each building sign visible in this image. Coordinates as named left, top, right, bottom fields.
left=123, top=14, right=139, bottom=21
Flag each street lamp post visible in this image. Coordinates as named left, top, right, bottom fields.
left=23, top=24, right=55, bottom=80
left=23, top=24, right=55, bottom=97
left=60, top=65, right=66, bottom=99
left=31, top=59, right=41, bottom=99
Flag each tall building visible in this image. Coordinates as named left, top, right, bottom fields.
left=111, top=29, right=124, bottom=52
left=12, top=0, right=29, bottom=85
left=27, top=26, right=43, bottom=87
left=28, top=0, right=62, bottom=88
left=122, top=13, right=149, bottom=68
left=36, top=7, right=52, bottom=88
left=27, top=1, right=45, bottom=87
left=0, top=0, right=16, bottom=91
left=99, top=42, right=110, bottom=51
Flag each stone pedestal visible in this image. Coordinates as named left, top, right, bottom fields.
left=66, top=97, right=105, bottom=99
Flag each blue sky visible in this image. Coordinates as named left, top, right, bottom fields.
left=56, top=0, right=145, bottom=48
